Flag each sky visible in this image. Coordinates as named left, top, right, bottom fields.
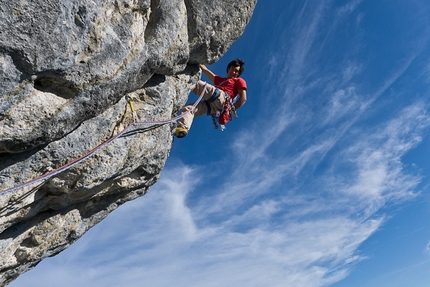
left=9, top=0, right=430, bottom=286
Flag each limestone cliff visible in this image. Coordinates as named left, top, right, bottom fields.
left=0, top=0, right=257, bottom=285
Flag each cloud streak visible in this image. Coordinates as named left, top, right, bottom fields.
left=12, top=104, right=430, bottom=287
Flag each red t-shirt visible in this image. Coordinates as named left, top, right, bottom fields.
left=214, top=76, right=247, bottom=99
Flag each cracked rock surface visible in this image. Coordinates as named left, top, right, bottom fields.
left=0, top=0, right=257, bottom=285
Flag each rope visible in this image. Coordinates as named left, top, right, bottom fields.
left=0, top=83, right=207, bottom=196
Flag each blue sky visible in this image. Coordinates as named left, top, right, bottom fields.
left=10, top=0, right=430, bottom=286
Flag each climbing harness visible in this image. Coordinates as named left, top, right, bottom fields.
left=209, top=92, right=238, bottom=131
left=209, top=79, right=239, bottom=131
left=0, top=84, right=208, bottom=196
left=204, top=88, right=221, bottom=116
left=204, top=88, right=222, bottom=130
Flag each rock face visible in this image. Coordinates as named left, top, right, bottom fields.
left=0, top=0, right=257, bottom=285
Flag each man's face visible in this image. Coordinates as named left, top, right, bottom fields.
left=227, top=65, right=241, bottom=78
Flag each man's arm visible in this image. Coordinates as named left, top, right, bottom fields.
left=234, top=89, right=247, bottom=110
left=199, top=64, right=215, bottom=82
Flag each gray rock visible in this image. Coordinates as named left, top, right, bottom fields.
left=0, top=0, right=257, bottom=285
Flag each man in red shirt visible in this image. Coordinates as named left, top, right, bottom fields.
left=176, top=59, right=247, bottom=138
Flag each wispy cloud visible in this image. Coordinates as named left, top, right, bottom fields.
left=12, top=100, right=430, bottom=287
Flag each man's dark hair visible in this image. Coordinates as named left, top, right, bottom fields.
left=227, top=58, right=245, bottom=76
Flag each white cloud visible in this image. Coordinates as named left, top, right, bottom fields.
left=15, top=99, right=428, bottom=287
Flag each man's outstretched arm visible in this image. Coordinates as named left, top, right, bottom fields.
left=199, top=64, right=215, bottom=82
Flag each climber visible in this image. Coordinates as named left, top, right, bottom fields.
left=175, top=58, right=247, bottom=138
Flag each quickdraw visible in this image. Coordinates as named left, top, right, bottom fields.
left=210, top=79, right=239, bottom=131
left=211, top=93, right=238, bottom=131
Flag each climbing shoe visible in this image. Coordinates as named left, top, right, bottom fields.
left=175, top=127, right=188, bottom=138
